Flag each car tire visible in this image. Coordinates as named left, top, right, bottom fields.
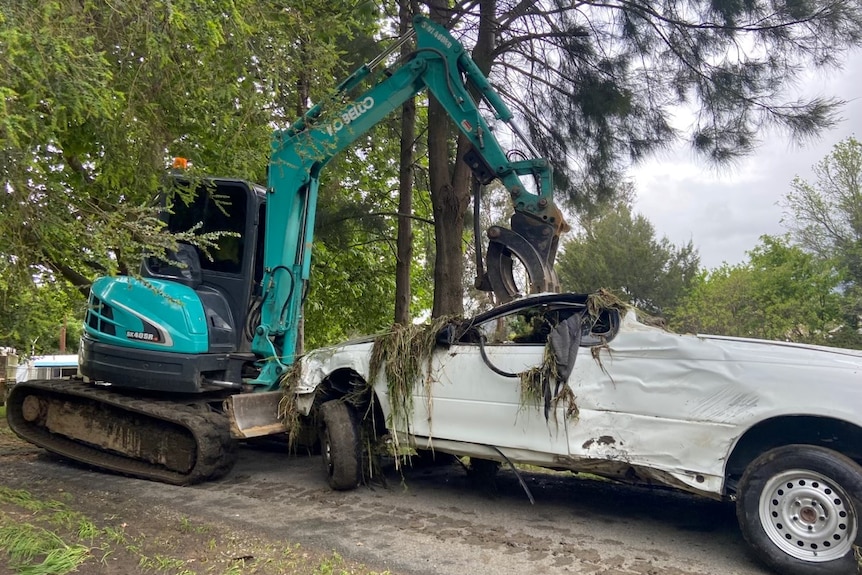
left=467, top=457, right=500, bottom=482
left=736, top=444, right=862, bottom=575
left=320, top=400, right=361, bottom=491
left=412, top=449, right=455, bottom=468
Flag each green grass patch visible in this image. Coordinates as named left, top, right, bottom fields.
left=0, top=485, right=393, bottom=575
left=177, top=515, right=211, bottom=535
left=0, top=519, right=89, bottom=575
left=0, top=487, right=67, bottom=513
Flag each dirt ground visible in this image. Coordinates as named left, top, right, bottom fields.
left=0, top=411, right=774, bottom=575
left=0, top=413, right=389, bottom=575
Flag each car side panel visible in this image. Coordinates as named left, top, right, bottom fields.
left=406, top=343, right=569, bottom=455
left=566, top=314, right=862, bottom=495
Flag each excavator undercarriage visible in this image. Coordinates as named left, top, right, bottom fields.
left=6, top=379, right=237, bottom=485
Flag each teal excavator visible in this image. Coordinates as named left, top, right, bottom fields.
left=6, top=16, right=565, bottom=484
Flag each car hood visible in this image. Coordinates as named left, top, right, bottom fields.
left=608, top=311, right=862, bottom=373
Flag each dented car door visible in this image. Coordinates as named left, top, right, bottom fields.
left=565, top=313, right=756, bottom=495
left=408, top=310, right=570, bottom=456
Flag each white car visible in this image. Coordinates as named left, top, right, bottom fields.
left=289, top=292, right=862, bottom=575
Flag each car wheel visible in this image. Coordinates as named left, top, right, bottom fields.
left=319, top=400, right=361, bottom=491
left=411, top=449, right=455, bottom=468
left=467, top=458, right=500, bottom=481
left=736, top=444, right=862, bottom=575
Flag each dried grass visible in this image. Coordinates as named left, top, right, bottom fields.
left=519, top=343, right=579, bottom=423
left=586, top=288, right=629, bottom=319
left=516, top=289, right=629, bottom=423
left=368, top=316, right=456, bottom=467
left=555, top=385, right=579, bottom=420
left=277, top=361, right=305, bottom=451
left=519, top=344, right=557, bottom=408
left=586, top=289, right=630, bottom=383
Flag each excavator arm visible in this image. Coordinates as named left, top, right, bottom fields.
left=251, top=15, right=566, bottom=384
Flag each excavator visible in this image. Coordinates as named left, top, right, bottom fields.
left=6, top=15, right=566, bottom=485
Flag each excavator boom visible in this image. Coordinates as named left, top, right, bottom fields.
left=252, top=15, right=564, bottom=384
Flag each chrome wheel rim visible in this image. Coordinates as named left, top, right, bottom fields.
left=758, top=469, right=856, bottom=562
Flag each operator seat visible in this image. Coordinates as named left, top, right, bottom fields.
left=143, top=242, right=202, bottom=289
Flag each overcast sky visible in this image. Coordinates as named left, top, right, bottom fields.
left=630, top=51, right=862, bottom=271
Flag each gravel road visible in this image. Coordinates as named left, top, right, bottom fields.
left=0, top=438, right=775, bottom=575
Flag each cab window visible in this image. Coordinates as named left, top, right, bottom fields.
left=166, top=183, right=248, bottom=274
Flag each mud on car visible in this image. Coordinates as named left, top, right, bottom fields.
left=286, top=292, right=862, bottom=575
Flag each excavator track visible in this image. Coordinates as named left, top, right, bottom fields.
left=6, top=379, right=237, bottom=485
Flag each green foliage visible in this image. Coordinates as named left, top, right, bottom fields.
left=784, top=138, right=862, bottom=262
left=782, top=137, right=862, bottom=344
left=0, top=263, right=84, bottom=355
left=304, top=113, right=434, bottom=347
left=668, top=235, right=843, bottom=343
left=0, top=0, right=378, bottom=349
left=0, top=0, right=373, bottom=271
left=304, top=241, right=396, bottom=349
left=557, top=199, right=699, bottom=316
left=747, top=236, right=843, bottom=340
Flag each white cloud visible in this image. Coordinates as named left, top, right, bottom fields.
left=631, top=51, right=862, bottom=270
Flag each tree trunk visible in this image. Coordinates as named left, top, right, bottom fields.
left=427, top=0, right=497, bottom=318
left=395, top=0, right=417, bottom=325
left=428, top=99, right=471, bottom=318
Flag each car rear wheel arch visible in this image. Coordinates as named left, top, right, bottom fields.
left=724, top=415, right=862, bottom=496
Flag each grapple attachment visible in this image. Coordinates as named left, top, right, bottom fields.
left=479, top=209, right=566, bottom=303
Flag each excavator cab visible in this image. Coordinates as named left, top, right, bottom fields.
left=142, top=178, right=268, bottom=352
left=79, top=177, right=267, bottom=393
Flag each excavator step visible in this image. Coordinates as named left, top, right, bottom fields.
left=6, top=379, right=237, bottom=485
